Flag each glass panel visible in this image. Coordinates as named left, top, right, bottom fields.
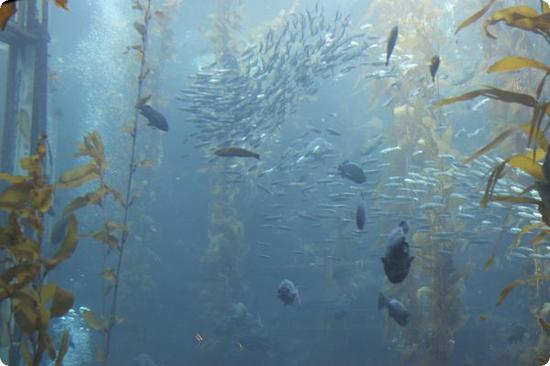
left=13, top=45, right=36, bottom=175
left=0, top=42, right=9, bottom=165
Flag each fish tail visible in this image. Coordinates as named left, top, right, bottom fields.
left=378, top=293, right=388, bottom=310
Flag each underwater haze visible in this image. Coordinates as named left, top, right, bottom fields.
left=1, top=0, right=550, bottom=365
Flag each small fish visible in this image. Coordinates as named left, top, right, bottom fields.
left=214, top=147, right=260, bottom=160
left=378, top=293, right=409, bottom=326
left=338, top=161, right=366, bottom=184
left=138, top=105, right=169, bottom=131
left=429, top=55, right=440, bottom=82
left=277, top=279, right=300, bottom=305
left=381, top=221, right=414, bottom=283
left=380, top=145, right=401, bottom=154
left=385, top=25, right=398, bottom=66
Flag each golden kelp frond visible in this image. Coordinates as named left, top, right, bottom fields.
left=481, top=161, right=507, bottom=207
left=487, top=56, right=550, bottom=73
left=540, top=318, right=550, bottom=336
left=497, top=274, right=550, bottom=305
left=44, top=215, right=78, bottom=271
left=55, top=330, right=70, bottom=366
left=84, top=230, right=119, bottom=250
left=0, top=264, right=40, bottom=301
left=81, top=308, right=109, bottom=332
left=436, top=87, right=538, bottom=108
left=519, top=122, right=549, bottom=151
left=49, top=286, right=74, bottom=318
left=55, top=0, right=69, bottom=10
left=0, top=173, right=26, bottom=185
left=101, top=268, right=117, bottom=285
left=536, top=73, right=550, bottom=99
left=31, top=186, right=54, bottom=213
left=0, top=182, right=33, bottom=211
left=484, top=6, right=550, bottom=41
left=63, top=186, right=109, bottom=216
left=57, top=163, right=99, bottom=189
left=491, top=195, right=543, bottom=205
left=455, top=0, right=498, bottom=34
left=463, top=125, right=520, bottom=164
left=507, top=149, right=545, bottom=180
left=0, top=3, right=16, bottom=30
left=75, top=131, right=107, bottom=170
left=483, top=249, right=496, bottom=271
left=497, top=278, right=526, bottom=305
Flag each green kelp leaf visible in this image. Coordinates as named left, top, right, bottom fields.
left=455, top=0, right=498, bottom=34
left=44, top=215, right=78, bottom=271
left=55, top=330, right=70, bottom=366
left=488, top=56, right=550, bottom=74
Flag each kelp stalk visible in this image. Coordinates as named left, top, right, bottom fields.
left=103, top=0, right=152, bottom=362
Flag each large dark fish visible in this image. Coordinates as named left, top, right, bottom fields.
left=378, top=293, right=409, bottom=326
left=214, top=147, right=260, bottom=160
left=385, top=25, right=398, bottom=66
left=381, top=221, right=414, bottom=283
left=139, top=105, right=169, bottom=131
left=356, top=195, right=366, bottom=230
left=338, top=161, right=366, bottom=184
left=430, top=55, right=440, bottom=82
left=277, top=279, right=300, bottom=305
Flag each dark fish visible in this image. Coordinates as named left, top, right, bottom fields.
left=139, top=105, right=168, bottom=131
left=385, top=25, right=398, bottom=66
left=381, top=221, right=414, bottom=283
left=429, top=55, right=440, bottom=82
left=378, top=293, right=409, bottom=326
left=277, top=279, right=300, bottom=305
left=338, top=161, right=366, bottom=184
left=356, top=196, right=366, bottom=230
left=214, top=147, right=260, bottom=160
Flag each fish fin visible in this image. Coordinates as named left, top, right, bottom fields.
left=380, top=257, right=386, bottom=265
left=378, top=293, right=388, bottom=310
left=409, top=256, right=415, bottom=264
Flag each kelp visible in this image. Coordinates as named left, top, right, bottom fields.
left=487, top=56, right=550, bottom=73
left=0, top=134, right=105, bottom=366
left=455, top=0, right=498, bottom=34
left=0, top=0, right=69, bottom=30
left=497, top=274, right=550, bottom=306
